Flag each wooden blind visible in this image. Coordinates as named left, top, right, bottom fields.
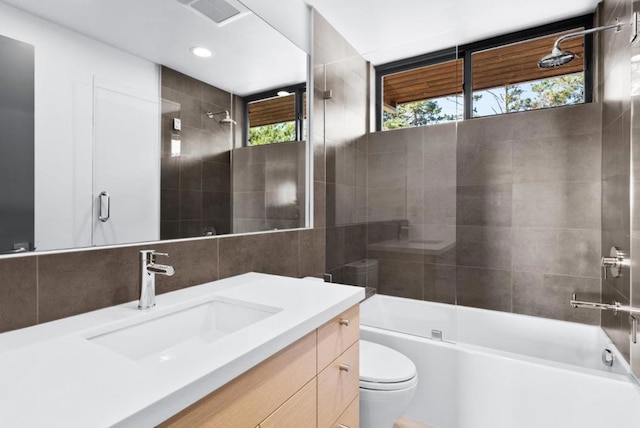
left=382, top=29, right=585, bottom=106
left=472, top=30, right=584, bottom=91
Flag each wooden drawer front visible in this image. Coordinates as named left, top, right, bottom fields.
left=160, top=331, right=317, bottom=428
left=332, top=395, right=359, bottom=428
left=259, top=378, right=317, bottom=428
left=318, top=341, right=360, bottom=428
left=317, top=305, right=359, bottom=372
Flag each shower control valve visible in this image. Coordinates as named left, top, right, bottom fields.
left=601, top=246, right=624, bottom=279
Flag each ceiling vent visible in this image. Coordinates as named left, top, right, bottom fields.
left=178, top=0, right=250, bottom=26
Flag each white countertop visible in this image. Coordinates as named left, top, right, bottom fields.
left=0, top=273, right=364, bottom=427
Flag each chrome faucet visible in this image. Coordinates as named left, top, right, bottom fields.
left=139, top=250, right=175, bottom=310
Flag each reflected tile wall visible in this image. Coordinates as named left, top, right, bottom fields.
left=160, top=67, right=232, bottom=238
left=232, top=141, right=305, bottom=233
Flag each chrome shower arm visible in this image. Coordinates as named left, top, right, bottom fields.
left=553, top=13, right=639, bottom=52
left=552, top=22, right=623, bottom=52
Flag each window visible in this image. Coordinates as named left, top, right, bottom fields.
left=382, top=58, right=463, bottom=130
left=376, top=15, right=593, bottom=130
left=471, top=30, right=585, bottom=117
left=244, top=85, right=306, bottom=146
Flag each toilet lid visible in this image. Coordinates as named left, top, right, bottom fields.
left=359, top=340, right=417, bottom=384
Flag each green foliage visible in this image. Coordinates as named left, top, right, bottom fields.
left=484, top=84, right=532, bottom=114
left=529, top=74, right=584, bottom=109
left=383, top=99, right=459, bottom=130
left=249, top=122, right=296, bottom=146
left=475, top=73, right=585, bottom=117
left=386, top=73, right=585, bottom=126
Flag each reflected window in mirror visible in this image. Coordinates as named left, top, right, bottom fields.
left=245, top=84, right=306, bottom=146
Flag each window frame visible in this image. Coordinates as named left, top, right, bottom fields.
left=243, top=83, right=306, bottom=146
left=375, top=14, right=594, bottom=131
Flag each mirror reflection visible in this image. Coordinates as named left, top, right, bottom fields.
left=0, top=0, right=308, bottom=253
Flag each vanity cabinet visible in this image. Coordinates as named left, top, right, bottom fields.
left=159, top=305, right=360, bottom=428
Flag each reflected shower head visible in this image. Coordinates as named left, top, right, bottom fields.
left=538, top=47, right=577, bottom=69
left=219, top=111, right=237, bottom=124
left=205, top=109, right=237, bottom=125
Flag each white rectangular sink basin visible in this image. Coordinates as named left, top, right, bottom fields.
left=88, top=298, right=281, bottom=362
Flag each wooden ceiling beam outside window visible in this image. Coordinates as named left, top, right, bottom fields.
left=249, top=95, right=295, bottom=128
left=383, top=59, right=463, bottom=106
left=472, top=30, right=584, bottom=91
left=249, top=93, right=307, bottom=128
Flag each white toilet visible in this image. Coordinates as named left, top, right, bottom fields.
left=359, top=340, right=418, bottom=428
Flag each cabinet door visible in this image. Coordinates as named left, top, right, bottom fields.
left=318, top=341, right=360, bottom=428
left=260, top=379, right=317, bottom=428
left=332, top=395, right=359, bottom=428
left=160, top=331, right=317, bottom=428
left=317, top=306, right=359, bottom=372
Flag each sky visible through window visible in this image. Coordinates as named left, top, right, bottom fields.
left=383, top=72, right=584, bottom=130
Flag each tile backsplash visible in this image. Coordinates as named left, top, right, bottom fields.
left=0, top=228, right=323, bottom=333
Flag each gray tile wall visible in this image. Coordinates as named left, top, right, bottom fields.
left=365, top=103, right=603, bottom=325
left=314, top=11, right=369, bottom=282
left=365, top=123, right=457, bottom=300
left=161, top=67, right=233, bottom=238
left=0, top=228, right=323, bottom=333
left=600, top=0, right=633, bottom=362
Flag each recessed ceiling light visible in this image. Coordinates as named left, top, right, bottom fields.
left=190, top=46, right=213, bottom=58
left=277, top=91, right=291, bottom=97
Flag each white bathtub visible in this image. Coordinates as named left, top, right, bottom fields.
left=360, top=294, right=640, bottom=428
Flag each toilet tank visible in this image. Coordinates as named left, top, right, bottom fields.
left=343, top=259, right=378, bottom=289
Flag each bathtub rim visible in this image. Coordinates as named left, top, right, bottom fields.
left=360, top=321, right=636, bottom=386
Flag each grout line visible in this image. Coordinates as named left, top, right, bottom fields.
left=216, top=237, right=220, bottom=281
left=35, top=256, right=39, bottom=325
left=297, top=230, right=301, bottom=278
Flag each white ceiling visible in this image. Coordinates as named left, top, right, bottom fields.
left=0, top=0, right=307, bottom=96
left=304, top=0, right=603, bottom=65
left=0, top=0, right=603, bottom=94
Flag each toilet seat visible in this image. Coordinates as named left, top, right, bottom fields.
left=359, top=340, right=417, bottom=391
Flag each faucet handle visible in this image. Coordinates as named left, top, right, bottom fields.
left=140, top=250, right=169, bottom=262
left=150, top=251, right=169, bottom=263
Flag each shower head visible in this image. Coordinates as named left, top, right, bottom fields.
left=538, top=15, right=636, bottom=69
left=538, top=47, right=577, bottom=69
left=219, top=111, right=237, bottom=125
left=205, top=110, right=237, bottom=125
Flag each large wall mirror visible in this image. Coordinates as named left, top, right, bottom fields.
left=0, top=0, right=310, bottom=254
